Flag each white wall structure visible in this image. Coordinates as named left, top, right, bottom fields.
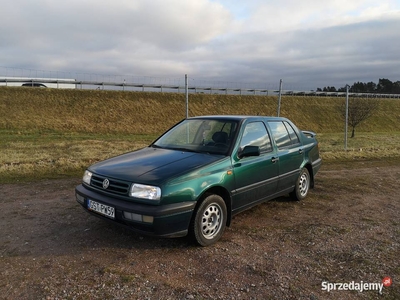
left=0, top=77, right=77, bottom=89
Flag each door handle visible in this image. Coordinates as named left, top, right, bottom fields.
left=299, top=148, right=303, bottom=154
left=271, top=157, right=279, bottom=163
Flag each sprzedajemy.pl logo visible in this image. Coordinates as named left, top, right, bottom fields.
left=322, top=277, right=392, bottom=294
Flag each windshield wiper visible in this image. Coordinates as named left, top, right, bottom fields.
left=151, top=144, right=164, bottom=149
left=153, top=145, right=212, bottom=154
left=169, top=147, right=198, bottom=153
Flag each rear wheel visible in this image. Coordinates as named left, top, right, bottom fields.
left=191, top=194, right=227, bottom=247
left=290, top=168, right=310, bottom=201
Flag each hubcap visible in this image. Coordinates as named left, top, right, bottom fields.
left=201, top=204, right=222, bottom=239
left=299, top=172, right=309, bottom=197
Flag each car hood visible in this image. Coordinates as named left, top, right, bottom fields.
left=89, top=147, right=224, bottom=184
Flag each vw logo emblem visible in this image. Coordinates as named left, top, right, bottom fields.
left=102, top=178, right=110, bottom=189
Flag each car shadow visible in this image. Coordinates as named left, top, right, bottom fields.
left=69, top=195, right=298, bottom=252
left=270, top=194, right=296, bottom=203
left=2, top=194, right=300, bottom=259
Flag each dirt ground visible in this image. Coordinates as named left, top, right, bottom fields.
left=0, top=161, right=399, bottom=300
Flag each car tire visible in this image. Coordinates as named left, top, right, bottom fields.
left=290, top=167, right=310, bottom=201
left=190, top=194, right=227, bottom=247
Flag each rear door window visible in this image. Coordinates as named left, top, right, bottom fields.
left=268, top=121, right=292, bottom=149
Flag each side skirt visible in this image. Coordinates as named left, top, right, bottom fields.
left=231, top=186, right=294, bottom=217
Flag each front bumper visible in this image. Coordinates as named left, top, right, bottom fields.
left=75, top=184, right=196, bottom=238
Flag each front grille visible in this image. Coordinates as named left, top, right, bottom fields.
left=91, top=174, right=130, bottom=195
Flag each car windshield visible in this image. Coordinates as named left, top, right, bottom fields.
left=153, top=119, right=238, bottom=155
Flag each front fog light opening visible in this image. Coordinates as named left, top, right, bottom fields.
left=123, top=211, right=154, bottom=224
left=76, top=194, right=85, bottom=204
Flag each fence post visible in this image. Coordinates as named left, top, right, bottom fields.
left=185, top=74, right=189, bottom=118
left=277, top=79, right=283, bottom=116
left=344, top=84, right=349, bottom=151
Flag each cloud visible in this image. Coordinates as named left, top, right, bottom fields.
left=181, top=11, right=400, bottom=89
left=0, top=0, right=399, bottom=89
left=229, top=0, right=399, bottom=32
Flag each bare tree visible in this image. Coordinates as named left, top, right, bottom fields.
left=338, top=98, right=379, bottom=138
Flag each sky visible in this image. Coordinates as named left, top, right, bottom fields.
left=1, top=0, right=400, bottom=90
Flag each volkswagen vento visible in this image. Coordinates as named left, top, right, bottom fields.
left=76, top=115, right=321, bottom=246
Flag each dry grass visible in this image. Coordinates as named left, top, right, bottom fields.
left=1, top=129, right=399, bottom=183
left=2, top=86, right=400, bottom=134
left=1, top=86, right=400, bottom=182
left=0, top=130, right=154, bottom=183
left=319, top=132, right=400, bottom=161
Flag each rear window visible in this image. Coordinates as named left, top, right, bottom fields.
left=283, top=121, right=300, bottom=145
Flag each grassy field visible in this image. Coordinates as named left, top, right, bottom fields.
left=0, top=129, right=154, bottom=183
left=1, top=87, right=400, bottom=183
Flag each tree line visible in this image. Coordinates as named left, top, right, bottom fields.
left=317, top=78, right=400, bottom=94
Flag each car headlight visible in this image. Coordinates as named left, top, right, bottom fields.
left=130, top=183, right=161, bottom=200
left=83, top=170, right=92, bottom=185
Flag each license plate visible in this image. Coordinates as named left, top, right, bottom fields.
left=88, top=199, right=115, bottom=219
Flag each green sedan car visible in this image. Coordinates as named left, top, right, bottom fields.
left=76, top=115, right=321, bottom=246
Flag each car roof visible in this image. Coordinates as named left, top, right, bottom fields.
left=188, top=115, right=288, bottom=122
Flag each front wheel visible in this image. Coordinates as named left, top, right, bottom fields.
left=290, top=168, right=310, bottom=201
left=190, top=194, right=227, bottom=247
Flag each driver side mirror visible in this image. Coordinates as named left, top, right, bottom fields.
left=238, top=145, right=260, bottom=159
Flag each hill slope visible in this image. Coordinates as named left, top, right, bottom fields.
left=1, top=87, right=399, bottom=134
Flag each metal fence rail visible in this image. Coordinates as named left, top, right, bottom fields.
left=1, top=77, right=400, bottom=99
